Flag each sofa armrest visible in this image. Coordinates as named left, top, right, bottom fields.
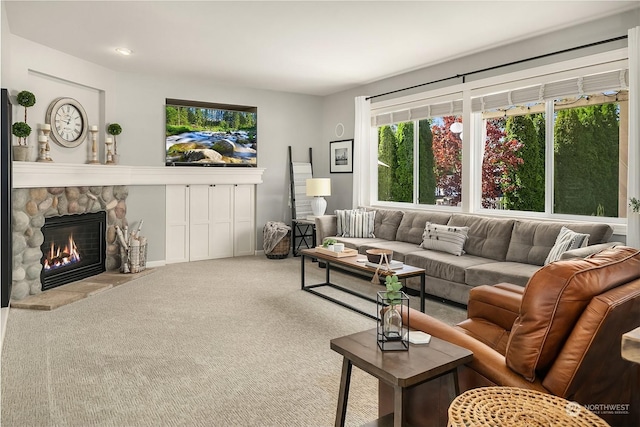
left=559, top=241, right=622, bottom=260
left=466, top=284, right=523, bottom=331
left=404, top=308, right=546, bottom=391
left=314, top=215, right=337, bottom=245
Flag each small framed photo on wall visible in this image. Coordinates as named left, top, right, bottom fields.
left=330, top=139, right=354, bottom=173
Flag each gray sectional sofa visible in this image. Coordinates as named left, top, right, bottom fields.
left=314, top=208, right=615, bottom=305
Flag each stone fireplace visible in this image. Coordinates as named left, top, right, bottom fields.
left=11, top=185, right=128, bottom=300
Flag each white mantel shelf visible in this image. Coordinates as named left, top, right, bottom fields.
left=12, top=162, right=265, bottom=188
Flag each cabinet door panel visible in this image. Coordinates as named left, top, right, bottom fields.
left=189, top=185, right=212, bottom=261
left=210, top=185, right=234, bottom=258
left=166, top=185, right=189, bottom=263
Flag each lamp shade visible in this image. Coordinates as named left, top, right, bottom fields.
left=306, top=178, right=331, bottom=197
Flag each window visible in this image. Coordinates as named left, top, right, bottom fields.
left=472, top=67, right=628, bottom=218
left=373, top=96, right=463, bottom=206
left=480, top=109, right=546, bottom=211
left=369, top=53, right=630, bottom=224
left=553, top=92, right=626, bottom=217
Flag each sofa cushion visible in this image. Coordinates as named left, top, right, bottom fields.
left=419, top=222, right=469, bottom=256
left=396, top=211, right=451, bottom=245
left=405, top=250, right=495, bottom=284
left=544, top=226, right=589, bottom=265
left=357, top=241, right=421, bottom=262
left=464, top=262, right=540, bottom=287
left=506, top=220, right=612, bottom=266
left=333, top=237, right=388, bottom=250
left=447, top=214, right=514, bottom=261
left=505, top=246, right=640, bottom=382
left=369, top=208, right=404, bottom=241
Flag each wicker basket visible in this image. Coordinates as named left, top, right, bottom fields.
left=122, top=243, right=147, bottom=274
left=266, top=230, right=291, bottom=259
left=448, top=386, right=609, bottom=427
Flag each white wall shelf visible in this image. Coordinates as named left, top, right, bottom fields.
left=12, top=162, right=265, bottom=188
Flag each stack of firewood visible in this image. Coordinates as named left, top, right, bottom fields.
left=115, top=221, right=147, bottom=273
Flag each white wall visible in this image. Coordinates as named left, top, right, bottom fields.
left=320, top=9, right=640, bottom=214
left=2, top=33, right=323, bottom=263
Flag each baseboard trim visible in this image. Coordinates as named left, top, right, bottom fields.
left=146, top=260, right=166, bottom=268
left=1, top=306, right=9, bottom=354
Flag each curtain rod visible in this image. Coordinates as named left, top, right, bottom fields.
left=366, top=34, right=628, bottom=101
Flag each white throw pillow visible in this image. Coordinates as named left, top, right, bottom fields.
left=419, top=222, right=469, bottom=256
left=544, top=226, right=590, bottom=265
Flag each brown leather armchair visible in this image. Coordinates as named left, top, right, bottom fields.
left=383, top=246, right=640, bottom=426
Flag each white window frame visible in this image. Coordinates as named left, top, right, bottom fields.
left=367, top=48, right=629, bottom=235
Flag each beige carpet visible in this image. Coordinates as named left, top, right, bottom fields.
left=1, top=255, right=466, bottom=426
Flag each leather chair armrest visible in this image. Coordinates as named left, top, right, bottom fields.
left=559, top=241, right=622, bottom=260
left=404, top=308, right=547, bottom=391
left=314, top=215, right=337, bottom=245
left=466, top=284, right=523, bottom=331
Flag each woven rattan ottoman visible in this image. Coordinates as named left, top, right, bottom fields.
left=447, top=386, right=609, bottom=427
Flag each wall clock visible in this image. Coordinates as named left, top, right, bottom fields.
left=45, top=97, right=88, bottom=148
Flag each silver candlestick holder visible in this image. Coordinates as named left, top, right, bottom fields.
left=37, top=125, right=53, bottom=162
left=88, top=126, right=99, bottom=164
left=105, top=137, right=114, bottom=164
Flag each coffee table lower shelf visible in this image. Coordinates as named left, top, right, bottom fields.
left=300, top=249, right=426, bottom=320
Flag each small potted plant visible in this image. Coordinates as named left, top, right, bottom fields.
left=107, top=123, right=122, bottom=162
left=382, top=275, right=403, bottom=339
left=322, top=238, right=337, bottom=251
left=630, top=197, right=640, bottom=214
left=11, top=90, right=36, bottom=161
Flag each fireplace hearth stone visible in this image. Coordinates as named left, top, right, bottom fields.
left=10, top=268, right=155, bottom=310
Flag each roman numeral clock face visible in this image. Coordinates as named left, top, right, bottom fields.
left=46, top=97, right=88, bottom=148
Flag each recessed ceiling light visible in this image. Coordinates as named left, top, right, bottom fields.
left=115, top=48, right=133, bottom=56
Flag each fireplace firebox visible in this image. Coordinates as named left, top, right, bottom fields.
left=40, top=211, right=107, bottom=291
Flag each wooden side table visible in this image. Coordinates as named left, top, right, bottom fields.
left=448, top=387, right=610, bottom=427
left=331, top=328, right=472, bottom=427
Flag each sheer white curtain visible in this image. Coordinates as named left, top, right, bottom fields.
left=353, top=96, right=371, bottom=208
left=628, top=26, right=640, bottom=248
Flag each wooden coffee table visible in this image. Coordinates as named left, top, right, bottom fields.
left=331, top=328, right=473, bottom=427
left=300, top=248, right=426, bottom=319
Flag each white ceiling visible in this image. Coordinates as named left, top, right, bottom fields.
left=4, top=1, right=638, bottom=96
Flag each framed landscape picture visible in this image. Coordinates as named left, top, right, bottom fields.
left=330, top=139, right=353, bottom=173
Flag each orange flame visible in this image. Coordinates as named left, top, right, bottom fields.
left=43, top=234, right=81, bottom=270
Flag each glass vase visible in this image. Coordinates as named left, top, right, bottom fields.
left=383, top=304, right=403, bottom=341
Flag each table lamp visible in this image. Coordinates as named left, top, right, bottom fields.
left=306, top=178, right=331, bottom=216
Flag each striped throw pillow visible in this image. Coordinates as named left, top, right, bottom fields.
left=335, top=209, right=376, bottom=238
left=346, top=210, right=376, bottom=238
left=419, top=222, right=469, bottom=256
left=544, top=226, right=590, bottom=265
left=335, top=209, right=352, bottom=237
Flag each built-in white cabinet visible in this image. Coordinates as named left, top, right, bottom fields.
left=166, top=184, right=255, bottom=263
